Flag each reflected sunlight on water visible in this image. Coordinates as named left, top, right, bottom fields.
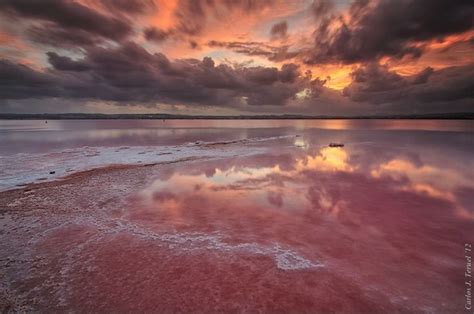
left=1, top=119, right=473, bottom=312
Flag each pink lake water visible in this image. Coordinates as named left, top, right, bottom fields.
left=0, top=120, right=473, bottom=312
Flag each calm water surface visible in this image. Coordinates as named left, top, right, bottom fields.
left=0, top=119, right=473, bottom=312
left=1, top=119, right=472, bottom=154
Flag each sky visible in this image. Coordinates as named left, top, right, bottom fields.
left=0, top=0, right=473, bottom=116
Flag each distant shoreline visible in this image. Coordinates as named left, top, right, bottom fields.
left=0, top=113, right=473, bottom=120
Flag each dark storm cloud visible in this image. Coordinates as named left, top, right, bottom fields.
left=0, top=60, right=59, bottom=99
left=0, top=0, right=133, bottom=46
left=305, top=0, right=474, bottom=64
left=270, top=21, right=288, bottom=40
left=0, top=42, right=312, bottom=107
left=343, top=63, right=474, bottom=111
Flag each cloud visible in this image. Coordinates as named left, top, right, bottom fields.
left=144, top=27, right=171, bottom=43
left=0, top=0, right=134, bottom=47
left=304, top=0, right=474, bottom=64
left=270, top=21, right=288, bottom=40
left=0, top=42, right=319, bottom=109
left=2, top=41, right=471, bottom=115
left=208, top=40, right=298, bottom=62
left=94, top=0, right=157, bottom=15
left=412, top=67, right=434, bottom=85
left=343, top=63, right=474, bottom=112
left=0, top=59, right=59, bottom=99
left=0, top=0, right=472, bottom=115
left=27, top=24, right=103, bottom=48
left=159, top=0, right=275, bottom=38
left=197, top=0, right=473, bottom=67
left=311, top=0, right=334, bottom=19
left=46, top=52, right=91, bottom=71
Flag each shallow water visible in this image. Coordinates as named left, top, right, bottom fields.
left=1, top=119, right=473, bottom=155
left=0, top=119, right=473, bottom=312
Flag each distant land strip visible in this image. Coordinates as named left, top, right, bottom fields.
left=0, top=113, right=473, bottom=120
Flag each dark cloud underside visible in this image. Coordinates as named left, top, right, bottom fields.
left=1, top=43, right=312, bottom=107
